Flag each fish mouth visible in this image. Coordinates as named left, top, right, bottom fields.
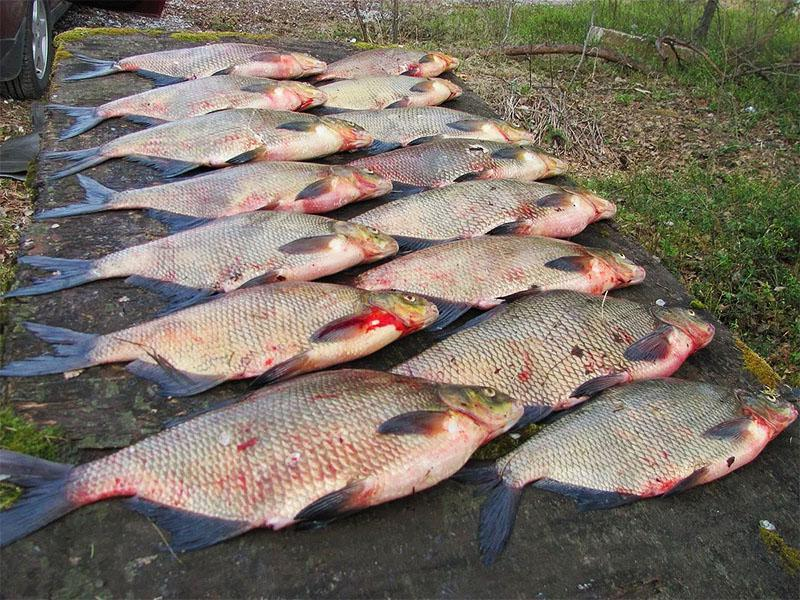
left=628, top=264, right=647, bottom=285
left=583, top=191, right=617, bottom=219
left=297, top=55, right=328, bottom=76
left=352, top=169, right=393, bottom=199
left=546, top=155, right=569, bottom=175
left=442, top=80, right=463, bottom=100
left=687, top=322, right=715, bottom=349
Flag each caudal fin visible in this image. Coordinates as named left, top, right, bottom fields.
left=0, top=450, right=76, bottom=547
left=0, top=322, right=99, bottom=376
left=36, top=175, right=117, bottom=219
left=3, top=256, right=99, bottom=298
left=478, top=479, right=524, bottom=566
left=62, top=54, right=121, bottom=81
left=44, top=147, right=108, bottom=180
left=47, top=104, right=105, bottom=139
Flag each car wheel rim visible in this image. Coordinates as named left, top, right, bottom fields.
left=31, top=0, right=49, bottom=79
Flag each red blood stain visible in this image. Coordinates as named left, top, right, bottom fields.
left=237, top=437, right=258, bottom=452
left=263, top=357, right=274, bottom=367
left=312, top=393, right=339, bottom=400
left=661, top=450, right=670, bottom=459
left=517, top=370, right=530, bottom=382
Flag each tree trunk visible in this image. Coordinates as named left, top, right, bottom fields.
left=693, top=0, right=719, bottom=43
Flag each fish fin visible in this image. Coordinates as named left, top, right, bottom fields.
left=212, top=67, right=233, bottom=76
left=44, top=147, right=107, bottom=180
left=623, top=325, right=673, bottom=361
left=446, top=119, right=492, bottom=133
left=416, top=295, right=473, bottom=331
left=662, top=466, right=710, bottom=497
left=500, top=285, right=543, bottom=302
left=0, top=450, right=75, bottom=548
left=543, top=255, right=594, bottom=272
left=239, top=270, right=283, bottom=288
left=279, top=234, right=338, bottom=255
left=451, top=460, right=500, bottom=487
left=385, top=98, right=413, bottom=109
left=249, top=51, right=283, bottom=62
left=125, top=498, right=250, bottom=552
left=3, top=256, right=98, bottom=298
left=36, top=174, right=116, bottom=219
left=453, top=170, right=485, bottom=183
left=511, top=404, right=554, bottom=430
left=125, top=114, right=168, bottom=127
left=239, top=81, right=274, bottom=93
left=309, top=310, right=379, bottom=343
left=490, top=146, right=526, bottom=160
left=393, top=236, right=449, bottom=253
left=532, top=478, right=639, bottom=511
left=570, top=371, right=630, bottom=399
left=146, top=209, right=215, bottom=233
left=125, top=155, right=201, bottom=178
left=409, top=80, right=436, bottom=93
left=249, top=352, right=311, bottom=388
left=62, top=54, right=120, bottom=81
left=535, top=192, right=573, bottom=208
left=124, top=275, right=216, bottom=314
left=406, top=135, right=441, bottom=146
left=294, top=480, right=367, bottom=523
left=0, top=321, right=99, bottom=376
left=365, top=140, right=402, bottom=154
left=478, top=478, right=524, bottom=566
left=276, top=121, right=318, bottom=132
left=47, top=105, right=104, bottom=139
left=432, top=303, right=509, bottom=339
left=486, top=221, right=528, bottom=236
left=163, top=398, right=239, bottom=429
left=295, top=177, right=337, bottom=202
left=377, top=410, right=450, bottom=435
left=135, top=70, right=186, bottom=87
left=702, top=417, right=753, bottom=443
left=388, top=182, right=428, bottom=197
left=226, top=147, right=265, bottom=166
left=126, top=357, right=226, bottom=397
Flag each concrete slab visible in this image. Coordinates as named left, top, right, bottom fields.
left=1, top=31, right=797, bottom=598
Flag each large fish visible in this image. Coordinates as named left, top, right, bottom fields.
left=49, top=76, right=328, bottom=139
left=460, top=379, right=796, bottom=565
left=318, top=76, right=461, bottom=112
left=4, top=212, right=398, bottom=308
left=45, top=109, right=374, bottom=180
left=354, top=236, right=645, bottom=326
left=335, top=107, right=535, bottom=153
left=348, top=139, right=567, bottom=188
left=64, top=43, right=327, bottom=85
left=312, top=48, right=459, bottom=82
left=36, top=163, right=391, bottom=226
left=352, top=180, right=616, bottom=251
left=0, top=369, right=521, bottom=551
left=0, top=283, right=439, bottom=396
left=392, top=290, right=715, bottom=420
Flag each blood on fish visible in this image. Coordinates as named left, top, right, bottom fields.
left=237, top=437, right=258, bottom=452
left=517, top=370, right=530, bottom=383
left=363, top=307, right=406, bottom=333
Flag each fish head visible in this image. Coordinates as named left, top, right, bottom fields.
left=589, top=249, right=646, bottom=287
left=653, top=307, right=715, bottom=349
left=333, top=222, right=399, bottom=262
left=320, top=116, right=375, bottom=151
left=365, top=291, right=439, bottom=334
left=341, top=167, right=393, bottom=200
left=574, top=189, right=617, bottom=220
left=438, top=384, right=523, bottom=439
left=483, top=145, right=569, bottom=181
left=488, top=119, right=536, bottom=143
left=289, top=52, right=328, bottom=77
left=278, top=81, right=328, bottom=110
left=436, top=78, right=463, bottom=101
left=738, top=389, right=798, bottom=437
left=411, top=52, right=460, bottom=77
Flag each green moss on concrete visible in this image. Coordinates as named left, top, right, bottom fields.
left=473, top=422, right=545, bottom=460
left=736, top=338, right=781, bottom=389
left=689, top=299, right=706, bottom=310
left=169, top=31, right=275, bottom=43
left=352, top=41, right=398, bottom=50
left=54, top=27, right=165, bottom=45
left=52, top=47, right=72, bottom=69
left=760, top=527, right=800, bottom=576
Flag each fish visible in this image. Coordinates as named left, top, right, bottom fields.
left=334, top=107, right=535, bottom=154
left=48, top=77, right=328, bottom=139
left=44, top=109, right=374, bottom=180
left=0, top=283, right=439, bottom=396
left=353, top=236, right=645, bottom=327
left=459, top=378, right=796, bottom=565
left=392, top=290, right=715, bottom=421
left=351, top=180, right=616, bottom=250
left=63, top=43, right=327, bottom=85
left=0, top=369, right=522, bottom=551
left=317, top=76, right=462, bottom=112
left=348, top=139, right=568, bottom=189
left=4, top=212, right=399, bottom=308
left=35, top=163, right=392, bottom=225
left=311, top=48, right=459, bottom=82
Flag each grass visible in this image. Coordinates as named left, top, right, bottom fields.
left=586, top=166, right=800, bottom=385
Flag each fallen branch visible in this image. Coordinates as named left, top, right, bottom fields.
left=475, top=43, right=647, bottom=72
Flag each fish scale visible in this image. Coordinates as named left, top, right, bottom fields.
left=312, top=48, right=458, bottom=81
left=392, top=290, right=715, bottom=411
left=120, top=44, right=281, bottom=78
left=319, top=76, right=460, bottom=111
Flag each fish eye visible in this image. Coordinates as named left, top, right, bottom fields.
left=402, top=293, right=417, bottom=302
left=484, top=388, right=496, bottom=397
left=688, top=309, right=696, bottom=316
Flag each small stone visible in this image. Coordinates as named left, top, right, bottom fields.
left=655, top=299, right=666, bottom=307
left=118, top=295, right=131, bottom=303
left=64, top=369, right=83, bottom=380
left=760, top=519, right=776, bottom=531
left=50, top=223, right=60, bottom=229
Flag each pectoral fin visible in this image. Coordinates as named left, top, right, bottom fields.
left=309, top=310, right=380, bottom=343
left=277, top=121, right=319, bottom=132
left=535, top=192, right=573, bottom=208
left=702, top=417, right=753, bottom=443
left=623, top=325, right=672, bottom=361
left=570, top=371, right=630, bottom=399
left=544, top=255, right=594, bottom=272
left=378, top=410, right=450, bottom=435
left=410, top=80, right=436, bottom=93
left=279, top=235, right=338, bottom=255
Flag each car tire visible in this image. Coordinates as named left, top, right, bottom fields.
left=1, top=0, right=53, bottom=100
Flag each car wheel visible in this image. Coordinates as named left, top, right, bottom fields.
left=1, top=0, right=53, bottom=100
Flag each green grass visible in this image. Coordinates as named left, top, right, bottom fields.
left=585, top=166, right=800, bottom=385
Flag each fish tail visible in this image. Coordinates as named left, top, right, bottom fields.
left=62, top=54, right=121, bottom=81
left=3, top=256, right=99, bottom=298
left=0, top=322, right=99, bottom=376
left=43, top=146, right=108, bottom=180
left=36, top=175, right=117, bottom=219
left=47, top=104, right=105, bottom=139
left=478, top=477, right=524, bottom=566
left=0, top=450, right=76, bottom=547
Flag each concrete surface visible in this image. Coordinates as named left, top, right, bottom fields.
left=0, top=31, right=797, bottom=598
